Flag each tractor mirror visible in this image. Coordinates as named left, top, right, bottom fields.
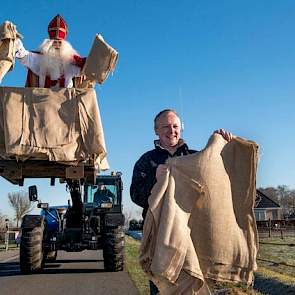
left=28, top=185, right=38, bottom=202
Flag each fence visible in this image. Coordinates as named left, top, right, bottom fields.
left=257, top=219, right=295, bottom=238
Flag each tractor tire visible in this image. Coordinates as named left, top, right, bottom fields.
left=44, top=250, right=57, bottom=262
left=20, top=218, right=44, bottom=274
left=103, top=226, right=124, bottom=271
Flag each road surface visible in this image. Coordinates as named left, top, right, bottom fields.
left=0, top=249, right=139, bottom=295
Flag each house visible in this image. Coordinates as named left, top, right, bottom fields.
left=0, top=227, right=20, bottom=243
left=254, top=189, right=283, bottom=221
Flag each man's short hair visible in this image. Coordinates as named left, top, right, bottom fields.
left=154, top=109, right=180, bottom=130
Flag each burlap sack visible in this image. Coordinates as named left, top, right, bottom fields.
left=0, top=21, right=22, bottom=82
left=82, top=34, right=118, bottom=84
left=0, top=21, right=22, bottom=40
left=140, top=134, right=258, bottom=294
left=0, top=59, right=12, bottom=83
left=0, top=87, right=109, bottom=170
left=0, top=38, right=14, bottom=82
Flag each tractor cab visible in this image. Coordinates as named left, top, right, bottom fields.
left=84, top=173, right=123, bottom=213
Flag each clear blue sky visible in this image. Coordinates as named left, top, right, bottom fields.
left=1, top=0, right=295, bottom=220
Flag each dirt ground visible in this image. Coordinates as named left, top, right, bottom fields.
left=0, top=249, right=19, bottom=262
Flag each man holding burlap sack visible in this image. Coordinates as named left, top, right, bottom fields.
left=130, top=109, right=234, bottom=294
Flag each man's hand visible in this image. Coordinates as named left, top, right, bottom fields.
left=214, top=128, right=233, bottom=142
left=156, top=164, right=169, bottom=181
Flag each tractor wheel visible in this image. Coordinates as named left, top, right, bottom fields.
left=20, top=223, right=44, bottom=274
left=103, top=226, right=124, bottom=271
left=44, top=250, right=57, bottom=262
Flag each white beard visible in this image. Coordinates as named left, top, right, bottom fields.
left=38, top=39, right=79, bottom=81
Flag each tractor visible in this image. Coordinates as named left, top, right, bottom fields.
left=19, top=172, right=125, bottom=274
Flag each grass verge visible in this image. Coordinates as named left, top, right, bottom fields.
left=255, top=237, right=295, bottom=291
left=255, top=266, right=295, bottom=286
left=257, top=237, right=295, bottom=279
left=125, top=236, right=149, bottom=294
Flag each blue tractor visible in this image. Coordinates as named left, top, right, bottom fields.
left=19, top=173, right=125, bottom=274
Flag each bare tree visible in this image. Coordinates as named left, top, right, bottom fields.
left=123, top=208, right=133, bottom=229
left=0, top=211, right=8, bottom=230
left=8, top=191, right=34, bottom=227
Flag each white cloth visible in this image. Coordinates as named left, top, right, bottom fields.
left=19, top=51, right=81, bottom=88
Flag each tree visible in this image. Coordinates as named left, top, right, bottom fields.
left=8, top=191, right=34, bottom=227
left=277, top=185, right=295, bottom=216
left=128, top=219, right=137, bottom=230
left=0, top=211, right=8, bottom=230
left=128, top=219, right=143, bottom=230
left=123, top=209, right=133, bottom=229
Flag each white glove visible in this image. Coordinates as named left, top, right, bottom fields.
left=15, top=38, right=28, bottom=59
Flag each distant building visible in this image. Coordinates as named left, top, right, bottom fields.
left=254, top=189, right=283, bottom=221
left=0, top=227, right=20, bottom=242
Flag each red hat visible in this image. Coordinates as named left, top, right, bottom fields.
left=48, top=14, right=68, bottom=40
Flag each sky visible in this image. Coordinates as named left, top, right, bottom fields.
left=0, top=0, right=295, bottom=221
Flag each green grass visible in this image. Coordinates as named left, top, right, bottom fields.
left=125, top=236, right=149, bottom=294
left=256, top=237, right=295, bottom=284
left=256, top=266, right=295, bottom=286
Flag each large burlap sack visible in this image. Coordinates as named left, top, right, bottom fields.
left=140, top=134, right=258, bottom=294
left=0, top=87, right=109, bottom=170
left=82, top=34, right=118, bottom=84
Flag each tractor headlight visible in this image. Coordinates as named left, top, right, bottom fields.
left=100, top=202, right=113, bottom=209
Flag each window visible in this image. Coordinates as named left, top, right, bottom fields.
left=254, top=210, right=266, bottom=221
left=85, top=184, right=118, bottom=205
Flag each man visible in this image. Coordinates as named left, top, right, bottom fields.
left=15, top=14, right=86, bottom=88
left=94, top=184, right=115, bottom=204
left=130, top=109, right=232, bottom=219
left=130, top=109, right=232, bottom=295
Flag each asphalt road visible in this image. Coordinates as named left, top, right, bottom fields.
left=0, top=249, right=139, bottom=295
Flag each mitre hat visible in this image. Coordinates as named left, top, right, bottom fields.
left=48, top=14, right=68, bottom=40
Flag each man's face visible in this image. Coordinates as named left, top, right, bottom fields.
left=98, top=185, right=105, bottom=190
left=155, top=112, right=181, bottom=149
left=52, top=40, right=62, bottom=49
left=47, top=41, right=62, bottom=60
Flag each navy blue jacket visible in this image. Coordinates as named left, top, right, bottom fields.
left=130, top=140, right=197, bottom=219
